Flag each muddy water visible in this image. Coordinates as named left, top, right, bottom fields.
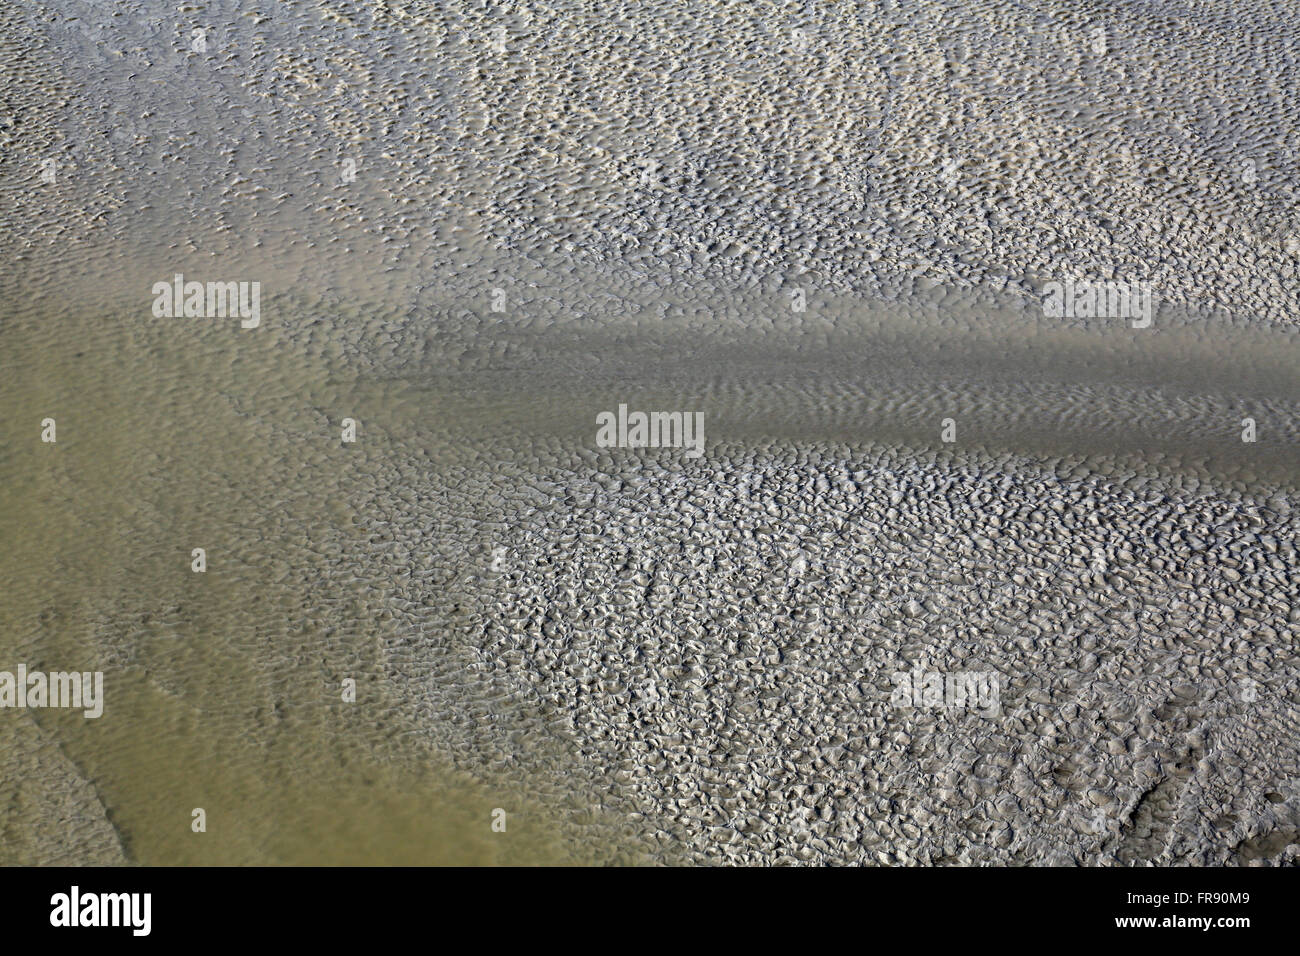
left=0, top=278, right=619, bottom=865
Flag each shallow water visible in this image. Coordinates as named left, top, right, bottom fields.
left=3, top=0, right=1298, bottom=866
left=0, top=287, right=636, bottom=865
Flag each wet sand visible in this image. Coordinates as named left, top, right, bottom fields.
left=2, top=0, right=1298, bottom=865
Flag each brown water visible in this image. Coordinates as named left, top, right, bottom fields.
left=0, top=277, right=629, bottom=865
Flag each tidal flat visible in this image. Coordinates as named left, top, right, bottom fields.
left=2, top=0, right=1298, bottom=865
